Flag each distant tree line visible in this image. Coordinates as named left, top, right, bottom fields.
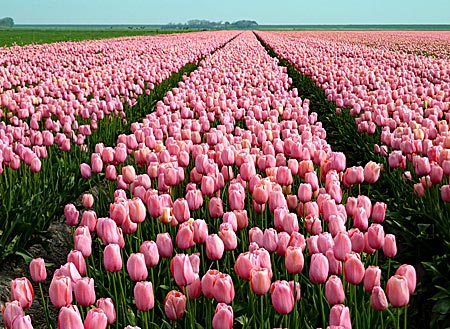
left=163, top=19, right=258, bottom=30
left=0, top=17, right=14, bottom=28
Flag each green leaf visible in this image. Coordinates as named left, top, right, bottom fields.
left=432, top=298, right=450, bottom=315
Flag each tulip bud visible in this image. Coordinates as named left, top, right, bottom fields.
left=103, top=244, right=122, bottom=272
left=49, top=276, right=72, bottom=308
left=386, top=275, right=410, bottom=307
left=213, top=273, right=235, bottom=304
left=127, top=253, right=148, bottom=281
left=212, top=303, right=234, bottom=329
left=96, top=298, right=116, bottom=325
left=134, top=281, right=154, bottom=311
left=250, top=267, right=271, bottom=295
left=84, top=308, right=108, bottom=329
left=10, top=278, right=34, bottom=309
left=206, top=234, right=224, bottom=261
left=270, top=280, right=294, bottom=314
left=164, top=290, right=186, bottom=321
left=156, top=233, right=173, bottom=258
left=140, top=241, right=159, bottom=267
left=309, top=253, right=329, bottom=284
left=370, top=286, right=388, bottom=311
left=383, top=234, right=397, bottom=258
left=285, top=246, right=304, bottom=274
left=29, top=258, right=47, bottom=283
left=395, top=264, right=416, bottom=294
left=344, top=253, right=365, bottom=285
left=325, top=275, right=345, bottom=305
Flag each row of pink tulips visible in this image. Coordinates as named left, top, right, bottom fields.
left=0, top=31, right=236, bottom=175
left=3, top=31, right=416, bottom=328
left=257, top=31, right=450, bottom=201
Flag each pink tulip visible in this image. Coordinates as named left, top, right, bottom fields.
left=67, top=250, right=86, bottom=277
left=250, top=267, right=271, bottom=295
left=29, top=258, right=47, bottom=283
left=1, top=301, right=24, bottom=329
left=134, top=281, right=155, bottom=311
left=49, top=276, right=72, bottom=308
left=140, top=240, right=160, bottom=267
left=103, top=244, right=122, bottom=272
left=396, top=264, right=417, bottom=294
left=213, top=273, right=235, bottom=304
left=156, top=232, right=173, bottom=258
left=363, top=161, right=381, bottom=183
left=170, top=254, right=196, bottom=287
left=96, top=298, right=116, bottom=325
left=285, top=246, right=304, bottom=274
left=11, top=315, right=33, bottom=329
left=164, top=290, right=186, bottom=321
left=206, top=234, right=225, bottom=260
left=344, top=253, right=365, bottom=285
left=84, top=308, right=108, bottom=329
left=176, top=221, right=195, bottom=250
left=80, top=163, right=92, bottom=179
left=329, top=304, right=351, bottom=329
left=364, top=266, right=381, bottom=293
left=127, top=253, right=148, bottom=281
left=370, top=286, right=388, bottom=311
left=122, top=165, right=136, bottom=184
left=367, top=223, right=385, bottom=249
left=270, top=280, right=294, bottom=315
left=212, top=303, right=233, bottom=329
left=383, top=234, right=397, bottom=258
left=201, top=269, right=220, bottom=299
left=74, top=277, right=96, bottom=307
left=309, top=253, right=329, bottom=284
left=386, top=275, right=410, bottom=307
left=325, top=275, right=345, bottom=305
left=64, top=203, right=79, bottom=226
left=10, top=278, right=34, bottom=309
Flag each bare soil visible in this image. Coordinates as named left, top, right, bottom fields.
left=0, top=216, right=71, bottom=328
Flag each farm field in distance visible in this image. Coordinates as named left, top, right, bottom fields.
left=0, top=28, right=449, bottom=329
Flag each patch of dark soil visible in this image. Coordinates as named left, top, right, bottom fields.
left=0, top=216, right=71, bottom=328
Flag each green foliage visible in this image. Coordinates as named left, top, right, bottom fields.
left=0, top=17, right=14, bottom=28
left=0, top=29, right=186, bottom=47
left=256, top=32, right=450, bottom=328
left=0, top=59, right=200, bottom=263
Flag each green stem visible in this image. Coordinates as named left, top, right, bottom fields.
left=319, top=283, right=326, bottom=328
left=260, top=295, right=264, bottom=328
left=39, top=282, right=52, bottom=329
left=404, top=305, right=408, bottom=329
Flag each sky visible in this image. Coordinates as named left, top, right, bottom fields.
left=3, top=0, right=450, bottom=25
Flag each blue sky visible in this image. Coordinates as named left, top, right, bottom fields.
left=4, top=0, right=450, bottom=25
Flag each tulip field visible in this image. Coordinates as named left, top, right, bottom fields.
left=1, top=29, right=450, bottom=328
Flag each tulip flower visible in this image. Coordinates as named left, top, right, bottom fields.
left=309, top=253, right=329, bottom=284
left=370, top=286, right=388, bottom=311
left=164, top=290, right=186, bottom=321
left=250, top=267, right=271, bottom=295
left=10, top=278, right=34, bottom=309
left=74, top=277, right=96, bottom=307
left=134, top=281, right=155, bottom=311
left=386, top=274, right=410, bottom=307
left=213, top=273, right=235, bottom=304
left=206, top=234, right=225, bottom=261
left=49, top=276, right=72, bottom=308
left=1, top=301, right=24, bottom=329
left=84, top=308, right=108, bottom=329
left=96, top=298, right=116, bottom=325
left=29, top=258, right=47, bottom=283
left=325, top=275, right=345, bottom=305
left=103, top=243, right=122, bottom=272
left=212, top=303, right=234, bottom=329
left=270, top=280, right=294, bottom=314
